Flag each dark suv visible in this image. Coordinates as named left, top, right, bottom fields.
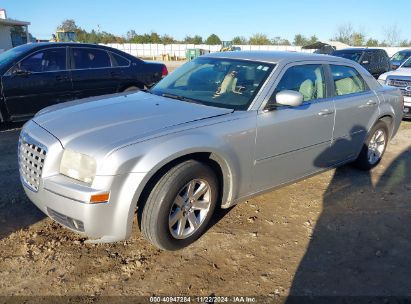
left=331, top=48, right=391, bottom=78
left=0, top=43, right=168, bottom=123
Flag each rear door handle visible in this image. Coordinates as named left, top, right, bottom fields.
left=318, top=109, right=335, bottom=116
left=359, top=100, right=378, bottom=108
left=55, top=75, right=68, bottom=82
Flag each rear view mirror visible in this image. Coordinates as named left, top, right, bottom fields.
left=275, top=90, right=304, bottom=107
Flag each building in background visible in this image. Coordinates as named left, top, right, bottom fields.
left=0, top=9, right=30, bottom=53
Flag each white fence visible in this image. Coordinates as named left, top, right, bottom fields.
left=101, top=43, right=409, bottom=59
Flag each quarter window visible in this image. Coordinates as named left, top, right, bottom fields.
left=17, top=48, right=66, bottom=73
left=272, top=64, right=326, bottom=103
left=111, top=52, right=130, bottom=67
left=72, top=48, right=111, bottom=69
left=330, top=65, right=368, bottom=96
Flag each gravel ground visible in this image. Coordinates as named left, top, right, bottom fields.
left=0, top=119, right=410, bottom=300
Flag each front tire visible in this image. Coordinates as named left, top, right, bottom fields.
left=141, top=160, right=218, bottom=250
left=123, top=86, right=140, bottom=92
left=354, top=120, right=389, bottom=170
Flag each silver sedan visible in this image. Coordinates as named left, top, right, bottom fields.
left=19, top=51, right=403, bottom=250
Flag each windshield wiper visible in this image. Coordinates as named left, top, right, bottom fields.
left=161, top=93, right=203, bottom=105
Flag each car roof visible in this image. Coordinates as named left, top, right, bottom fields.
left=204, top=50, right=355, bottom=65
left=333, top=48, right=383, bottom=53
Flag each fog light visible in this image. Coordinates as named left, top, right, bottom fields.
left=90, top=192, right=110, bottom=204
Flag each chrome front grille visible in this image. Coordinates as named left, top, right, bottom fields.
left=388, top=79, right=411, bottom=97
left=18, top=135, right=47, bottom=192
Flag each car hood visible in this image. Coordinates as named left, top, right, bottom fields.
left=383, top=67, right=411, bottom=78
left=33, top=91, right=233, bottom=155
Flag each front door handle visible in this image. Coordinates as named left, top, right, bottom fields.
left=318, top=109, right=335, bottom=116
left=359, top=100, right=378, bottom=108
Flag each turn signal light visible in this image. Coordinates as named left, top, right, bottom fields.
left=90, top=192, right=110, bottom=204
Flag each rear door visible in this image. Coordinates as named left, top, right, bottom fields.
left=327, top=64, right=380, bottom=163
left=253, top=63, right=335, bottom=192
left=69, top=47, right=117, bottom=99
left=2, top=47, right=71, bottom=118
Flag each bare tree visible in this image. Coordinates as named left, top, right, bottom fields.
left=383, top=25, right=401, bottom=46
left=334, top=24, right=353, bottom=45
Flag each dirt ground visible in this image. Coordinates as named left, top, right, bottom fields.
left=0, top=118, right=410, bottom=301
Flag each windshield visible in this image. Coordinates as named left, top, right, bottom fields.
left=151, top=57, right=274, bottom=110
left=391, top=51, right=411, bottom=62
left=332, top=51, right=363, bottom=62
left=0, top=45, right=28, bottom=66
left=402, top=57, right=411, bottom=68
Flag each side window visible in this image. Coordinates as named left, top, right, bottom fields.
left=111, top=52, right=130, bottom=67
left=17, top=48, right=66, bottom=73
left=330, top=65, right=369, bottom=96
left=272, top=64, right=326, bottom=103
left=72, top=48, right=111, bottom=69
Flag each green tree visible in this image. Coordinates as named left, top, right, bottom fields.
left=161, top=34, right=175, bottom=44
left=351, top=32, right=365, bottom=46
left=232, top=36, right=247, bottom=44
left=184, top=35, right=203, bottom=44
left=57, top=19, right=78, bottom=32
left=308, top=35, right=318, bottom=45
left=293, top=34, right=308, bottom=46
left=366, top=38, right=379, bottom=47
left=249, top=33, right=271, bottom=45
left=205, top=34, right=222, bottom=45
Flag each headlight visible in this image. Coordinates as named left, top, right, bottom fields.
left=60, top=150, right=96, bottom=184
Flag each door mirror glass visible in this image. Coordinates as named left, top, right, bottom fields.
left=275, top=90, right=304, bottom=107
left=13, top=68, right=31, bottom=76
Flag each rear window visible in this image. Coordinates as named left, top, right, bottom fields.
left=72, top=48, right=111, bottom=69
left=330, top=65, right=368, bottom=96
left=332, top=51, right=363, bottom=62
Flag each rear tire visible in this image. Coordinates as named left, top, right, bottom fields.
left=353, top=120, right=389, bottom=170
left=141, top=160, right=218, bottom=250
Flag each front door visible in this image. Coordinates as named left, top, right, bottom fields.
left=253, top=63, right=335, bottom=192
left=2, top=47, right=71, bottom=118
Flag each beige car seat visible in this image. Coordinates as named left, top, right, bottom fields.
left=335, top=77, right=360, bottom=96
left=299, top=79, right=314, bottom=101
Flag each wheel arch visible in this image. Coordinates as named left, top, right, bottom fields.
left=119, top=82, right=146, bottom=92
left=134, top=151, right=234, bottom=228
left=378, top=114, right=394, bottom=138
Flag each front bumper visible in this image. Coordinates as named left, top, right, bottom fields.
left=22, top=172, right=146, bottom=242
left=19, top=120, right=147, bottom=243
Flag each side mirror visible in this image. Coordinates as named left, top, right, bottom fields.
left=13, top=68, right=31, bottom=77
left=275, top=90, right=304, bottom=107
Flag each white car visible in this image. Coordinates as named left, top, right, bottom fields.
left=379, top=57, right=411, bottom=118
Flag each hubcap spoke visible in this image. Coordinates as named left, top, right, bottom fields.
left=191, top=200, right=210, bottom=210
left=187, top=212, right=200, bottom=230
left=174, top=195, right=185, bottom=207
left=186, top=181, right=195, bottom=198
left=192, top=183, right=208, bottom=200
left=176, top=217, right=187, bottom=236
left=169, top=209, right=183, bottom=227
